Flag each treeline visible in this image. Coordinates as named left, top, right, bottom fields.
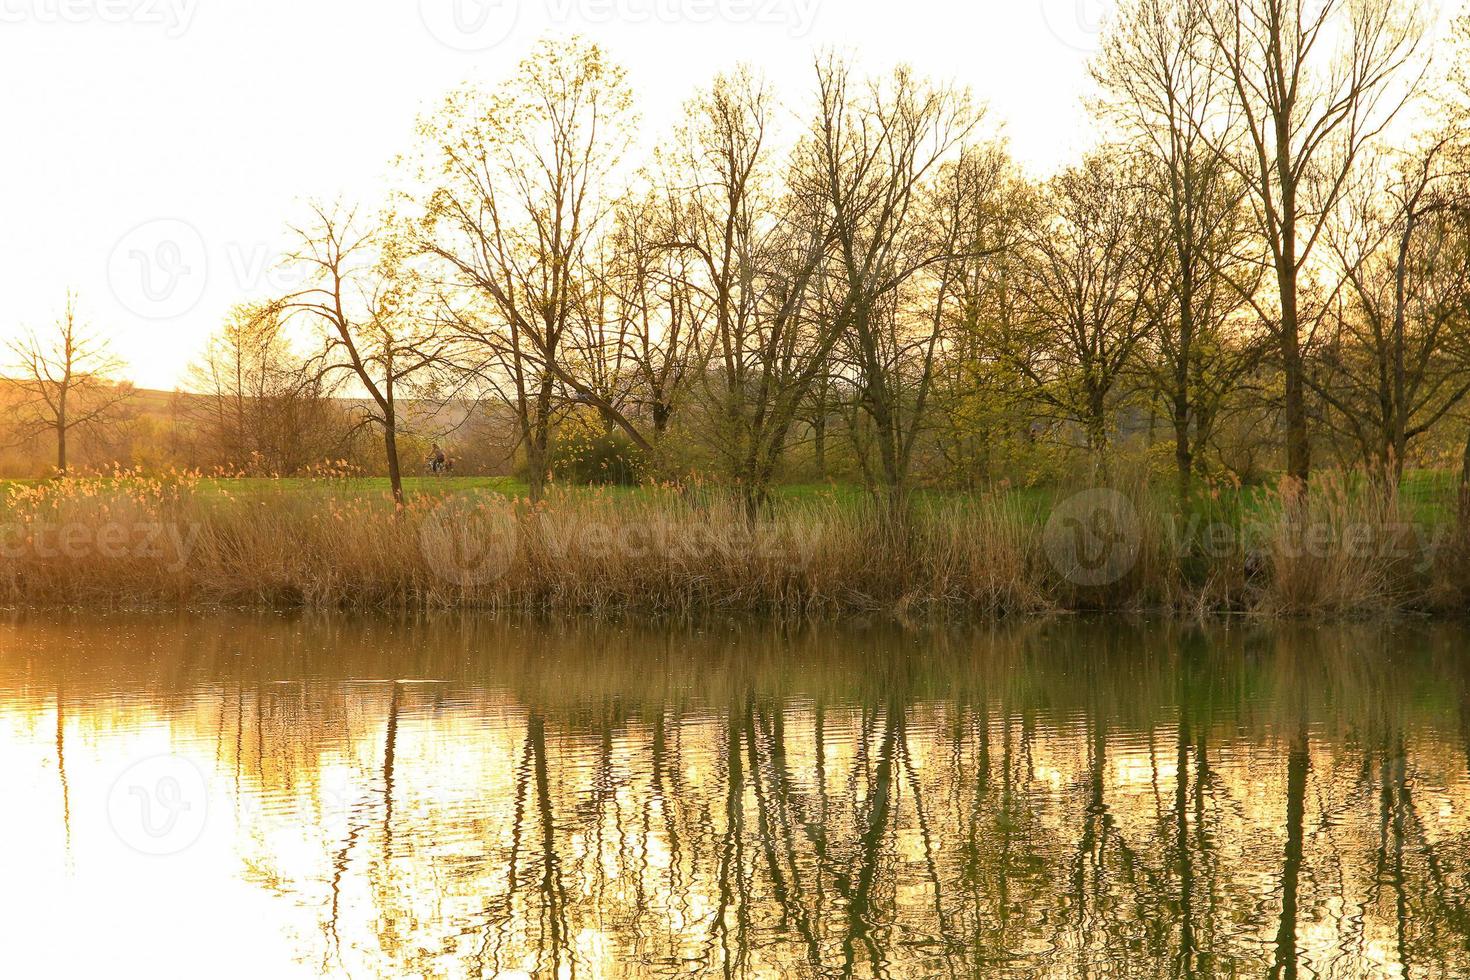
left=9, top=0, right=1470, bottom=508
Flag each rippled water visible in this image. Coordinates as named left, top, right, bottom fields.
left=4, top=614, right=1470, bottom=978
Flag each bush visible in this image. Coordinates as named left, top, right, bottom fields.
left=551, top=428, right=643, bottom=486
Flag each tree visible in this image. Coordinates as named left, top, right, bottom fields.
left=1314, top=141, right=1470, bottom=481
left=417, top=37, right=648, bottom=501
left=282, top=204, right=435, bottom=505
left=1095, top=0, right=1263, bottom=497
left=185, top=301, right=351, bottom=474
left=1433, top=13, right=1470, bottom=523
left=666, top=68, right=836, bottom=516
left=803, top=57, right=989, bottom=512
left=928, top=169, right=1033, bottom=487
left=1201, top=0, right=1427, bottom=491
left=4, top=292, right=134, bottom=475
left=596, top=191, right=706, bottom=442
left=999, top=153, right=1159, bottom=464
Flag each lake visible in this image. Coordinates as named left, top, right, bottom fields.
left=3, top=613, right=1469, bottom=978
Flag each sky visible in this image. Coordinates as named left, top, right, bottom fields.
left=0, top=0, right=1457, bottom=390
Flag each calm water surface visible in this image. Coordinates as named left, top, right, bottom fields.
left=4, top=614, right=1470, bottom=978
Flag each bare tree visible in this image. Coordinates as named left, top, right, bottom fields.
left=4, top=292, right=134, bottom=475
left=999, top=153, right=1159, bottom=463
left=666, top=68, right=836, bottom=515
left=1095, top=0, right=1263, bottom=497
left=282, top=204, right=436, bottom=505
left=1314, top=140, right=1470, bottom=481
left=1200, top=0, right=1427, bottom=490
left=596, top=191, right=706, bottom=441
left=803, top=57, right=989, bottom=512
left=185, top=301, right=351, bottom=474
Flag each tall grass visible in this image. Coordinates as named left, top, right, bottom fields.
left=0, top=470, right=1462, bottom=617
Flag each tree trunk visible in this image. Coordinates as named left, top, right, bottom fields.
left=868, top=406, right=913, bottom=536
left=383, top=418, right=404, bottom=506
left=1277, top=161, right=1310, bottom=496
left=56, top=385, right=68, bottom=476
left=1391, top=219, right=1411, bottom=490
left=1086, top=386, right=1109, bottom=478
left=1173, top=399, right=1192, bottom=504
left=525, top=381, right=555, bottom=503
left=1175, top=292, right=1194, bottom=501
left=813, top=411, right=826, bottom=482
left=526, top=425, right=550, bottom=503
left=1280, top=290, right=1310, bottom=495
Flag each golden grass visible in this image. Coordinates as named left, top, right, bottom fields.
left=0, top=471, right=1460, bottom=617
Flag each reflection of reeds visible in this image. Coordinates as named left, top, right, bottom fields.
left=0, top=473, right=1460, bottom=616
left=9, top=613, right=1463, bottom=736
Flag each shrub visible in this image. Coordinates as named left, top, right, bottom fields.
left=551, top=429, right=643, bottom=486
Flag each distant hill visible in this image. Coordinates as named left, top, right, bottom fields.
left=0, top=384, right=517, bottom=478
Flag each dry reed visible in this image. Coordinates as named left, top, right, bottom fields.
left=0, top=471, right=1458, bottom=617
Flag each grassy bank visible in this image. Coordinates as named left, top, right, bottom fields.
left=1, top=471, right=1466, bottom=617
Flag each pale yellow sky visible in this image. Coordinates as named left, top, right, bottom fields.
left=0, top=0, right=1459, bottom=390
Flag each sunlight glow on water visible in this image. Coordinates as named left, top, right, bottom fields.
left=3, top=614, right=1469, bottom=978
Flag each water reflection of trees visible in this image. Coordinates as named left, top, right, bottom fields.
left=5, top=615, right=1470, bottom=977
